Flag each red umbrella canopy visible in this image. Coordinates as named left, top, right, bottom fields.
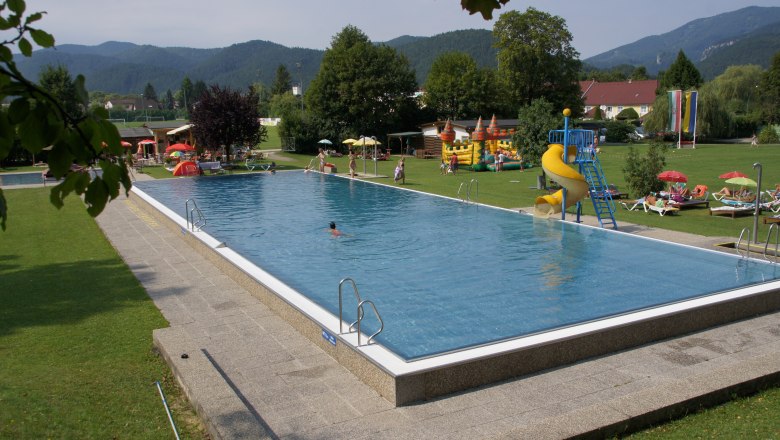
left=165, top=143, right=196, bottom=153
left=657, top=170, right=688, bottom=183
left=138, top=139, right=156, bottom=144
left=718, top=171, right=748, bottom=179
left=121, top=141, right=132, bottom=148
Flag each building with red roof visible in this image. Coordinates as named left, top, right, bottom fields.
left=579, top=79, right=659, bottom=120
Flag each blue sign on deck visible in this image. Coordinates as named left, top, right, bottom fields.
left=322, top=329, right=337, bottom=346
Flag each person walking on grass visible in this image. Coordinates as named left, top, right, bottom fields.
left=394, top=157, right=405, bottom=184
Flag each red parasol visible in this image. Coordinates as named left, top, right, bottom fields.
left=138, top=139, right=156, bottom=144
left=165, top=143, right=196, bottom=153
left=718, top=171, right=748, bottom=179
left=121, top=141, right=132, bottom=148
left=657, top=170, right=688, bottom=183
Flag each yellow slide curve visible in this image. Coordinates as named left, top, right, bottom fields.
left=534, top=144, right=589, bottom=218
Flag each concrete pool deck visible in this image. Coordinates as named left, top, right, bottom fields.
left=96, top=175, right=780, bottom=439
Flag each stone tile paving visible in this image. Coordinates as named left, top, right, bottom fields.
left=95, top=183, right=780, bottom=439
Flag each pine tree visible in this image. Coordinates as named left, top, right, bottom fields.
left=271, top=64, right=293, bottom=96
left=142, top=82, right=157, bottom=102
left=660, top=50, right=703, bottom=91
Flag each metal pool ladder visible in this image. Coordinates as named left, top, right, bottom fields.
left=338, top=278, right=384, bottom=346
left=736, top=227, right=752, bottom=259
left=184, top=199, right=206, bottom=231
left=764, top=223, right=779, bottom=263
left=457, top=179, right=479, bottom=204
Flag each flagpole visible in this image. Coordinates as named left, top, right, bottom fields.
left=674, top=90, right=682, bottom=150
left=692, top=91, right=698, bottom=149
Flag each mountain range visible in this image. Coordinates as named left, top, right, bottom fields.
left=13, top=6, right=780, bottom=95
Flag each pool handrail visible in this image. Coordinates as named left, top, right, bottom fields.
left=764, top=223, right=779, bottom=263
left=468, top=179, right=478, bottom=204
left=456, top=179, right=479, bottom=204
left=357, top=299, right=384, bottom=346
left=736, top=227, right=751, bottom=259
left=338, top=277, right=362, bottom=334
left=184, top=198, right=206, bottom=232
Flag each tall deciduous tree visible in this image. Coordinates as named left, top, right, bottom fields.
left=659, top=50, right=703, bottom=91
left=271, top=64, right=293, bottom=96
left=493, top=8, right=583, bottom=116
left=38, top=64, right=84, bottom=119
left=760, top=51, right=780, bottom=124
left=190, top=85, right=266, bottom=162
left=707, top=65, right=763, bottom=116
left=512, top=97, right=559, bottom=170
left=305, top=26, right=417, bottom=140
left=423, top=52, right=501, bottom=120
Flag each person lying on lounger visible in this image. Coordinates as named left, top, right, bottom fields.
left=714, top=187, right=734, bottom=197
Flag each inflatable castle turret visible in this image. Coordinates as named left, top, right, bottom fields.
left=439, top=119, right=456, bottom=162
left=486, top=114, right=499, bottom=153
left=471, top=116, right=487, bottom=169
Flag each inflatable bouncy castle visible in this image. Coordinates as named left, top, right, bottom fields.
left=439, top=115, right=528, bottom=172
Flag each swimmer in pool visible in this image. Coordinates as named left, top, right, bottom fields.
left=328, top=221, right=343, bottom=237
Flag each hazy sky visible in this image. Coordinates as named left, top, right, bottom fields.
left=11, top=1, right=780, bottom=58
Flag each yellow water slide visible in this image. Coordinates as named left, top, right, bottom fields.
left=534, top=144, right=589, bottom=218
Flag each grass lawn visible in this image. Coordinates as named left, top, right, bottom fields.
left=260, top=124, right=282, bottom=149
left=0, top=188, right=207, bottom=439
left=627, top=387, right=780, bottom=438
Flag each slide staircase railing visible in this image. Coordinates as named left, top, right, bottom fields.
left=579, top=156, right=618, bottom=230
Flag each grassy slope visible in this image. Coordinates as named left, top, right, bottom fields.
left=0, top=188, right=207, bottom=439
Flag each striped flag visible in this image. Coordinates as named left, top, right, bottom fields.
left=683, top=91, right=698, bottom=133
left=667, top=90, right=682, bottom=132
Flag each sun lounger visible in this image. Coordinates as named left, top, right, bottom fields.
left=690, top=185, right=708, bottom=199
left=760, top=199, right=780, bottom=214
left=720, top=198, right=755, bottom=208
left=620, top=198, right=645, bottom=211
left=668, top=198, right=710, bottom=209
left=643, top=201, right=680, bottom=216
left=198, top=161, right=224, bottom=175
left=709, top=206, right=754, bottom=218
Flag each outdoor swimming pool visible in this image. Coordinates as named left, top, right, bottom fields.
left=133, top=172, right=780, bottom=362
left=0, top=172, right=42, bottom=186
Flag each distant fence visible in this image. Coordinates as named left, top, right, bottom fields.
left=281, top=137, right=296, bottom=152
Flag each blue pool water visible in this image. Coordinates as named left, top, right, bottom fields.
left=0, top=172, right=42, bottom=186
left=134, top=172, right=780, bottom=361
